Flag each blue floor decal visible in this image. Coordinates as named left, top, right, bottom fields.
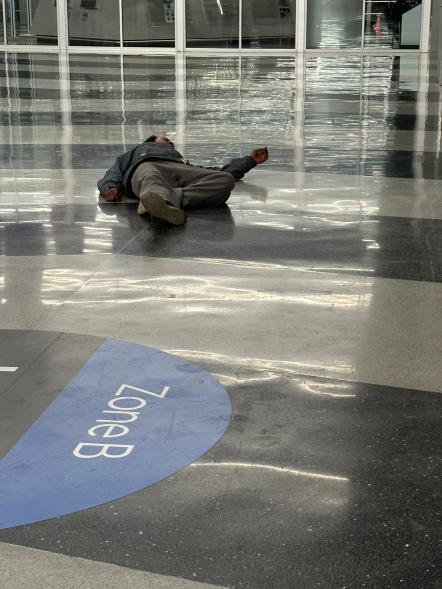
left=0, top=339, right=231, bottom=529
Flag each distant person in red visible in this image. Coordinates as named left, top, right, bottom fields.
left=98, top=135, right=269, bottom=226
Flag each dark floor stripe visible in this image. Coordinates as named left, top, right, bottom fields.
left=1, top=203, right=442, bottom=283
left=305, top=90, right=441, bottom=102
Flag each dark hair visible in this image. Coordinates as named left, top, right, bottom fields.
left=145, top=135, right=157, bottom=142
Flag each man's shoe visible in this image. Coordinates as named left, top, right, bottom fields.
left=138, top=192, right=186, bottom=226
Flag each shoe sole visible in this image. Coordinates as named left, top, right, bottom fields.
left=139, top=192, right=186, bottom=226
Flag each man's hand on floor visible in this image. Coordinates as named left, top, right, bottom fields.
left=104, top=187, right=119, bottom=202
left=250, top=147, right=269, bottom=165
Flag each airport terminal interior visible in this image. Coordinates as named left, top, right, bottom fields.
left=0, top=1, right=441, bottom=588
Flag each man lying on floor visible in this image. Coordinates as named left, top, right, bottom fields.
left=97, top=135, right=269, bottom=225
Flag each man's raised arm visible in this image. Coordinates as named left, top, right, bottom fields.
left=213, top=147, right=269, bottom=180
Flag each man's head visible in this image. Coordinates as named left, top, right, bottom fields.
left=146, top=135, right=175, bottom=149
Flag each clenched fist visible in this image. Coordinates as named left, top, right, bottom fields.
left=250, top=147, right=269, bottom=165
left=104, top=187, right=119, bottom=202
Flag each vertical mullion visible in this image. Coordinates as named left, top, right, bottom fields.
left=238, top=53, right=242, bottom=154
left=296, top=0, right=306, bottom=51
left=2, top=0, right=8, bottom=45
left=239, top=0, right=242, bottom=49
left=11, top=0, right=16, bottom=37
left=119, top=0, right=125, bottom=152
left=57, top=0, right=69, bottom=50
left=176, top=0, right=185, bottom=52
left=26, top=0, right=32, bottom=32
left=420, top=0, right=432, bottom=53
left=361, top=0, right=366, bottom=50
left=119, top=0, right=123, bottom=50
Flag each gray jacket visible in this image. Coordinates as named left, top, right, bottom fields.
left=97, top=142, right=257, bottom=197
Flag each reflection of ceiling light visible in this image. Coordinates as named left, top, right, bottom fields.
left=216, top=0, right=224, bottom=15
left=191, top=461, right=349, bottom=482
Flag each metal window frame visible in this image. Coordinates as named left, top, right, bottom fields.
left=296, top=0, right=306, bottom=50
left=239, top=0, right=242, bottom=49
left=0, top=0, right=433, bottom=54
left=362, top=0, right=367, bottom=50
left=420, top=0, right=432, bottom=52
left=58, top=0, right=68, bottom=50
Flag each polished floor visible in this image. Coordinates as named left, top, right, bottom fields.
left=0, top=52, right=441, bottom=589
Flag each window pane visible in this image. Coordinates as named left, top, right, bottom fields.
left=6, top=0, right=58, bottom=45
left=364, top=0, right=422, bottom=49
left=68, top=0, right=119, bottom=46
left=242, top=0, right=296, bottom=49
left=123, top=0, right=175, bottom=47
left=307, top=0, right=363, bottom=49
left=186, top=0, right=239, bottom=48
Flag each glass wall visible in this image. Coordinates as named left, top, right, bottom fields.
left=307, top=0, right=363, bottom=49
left=0, top=0, right=428, bottom=50
left=4, top=0, right=58, bottom=45
left=242, top=0, right=296, bottom=48
left=186, top=0, right=239, bottom=48
left=123, top=0, right=175, bottom=47
left=364, top=0, right=422, bottom=49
